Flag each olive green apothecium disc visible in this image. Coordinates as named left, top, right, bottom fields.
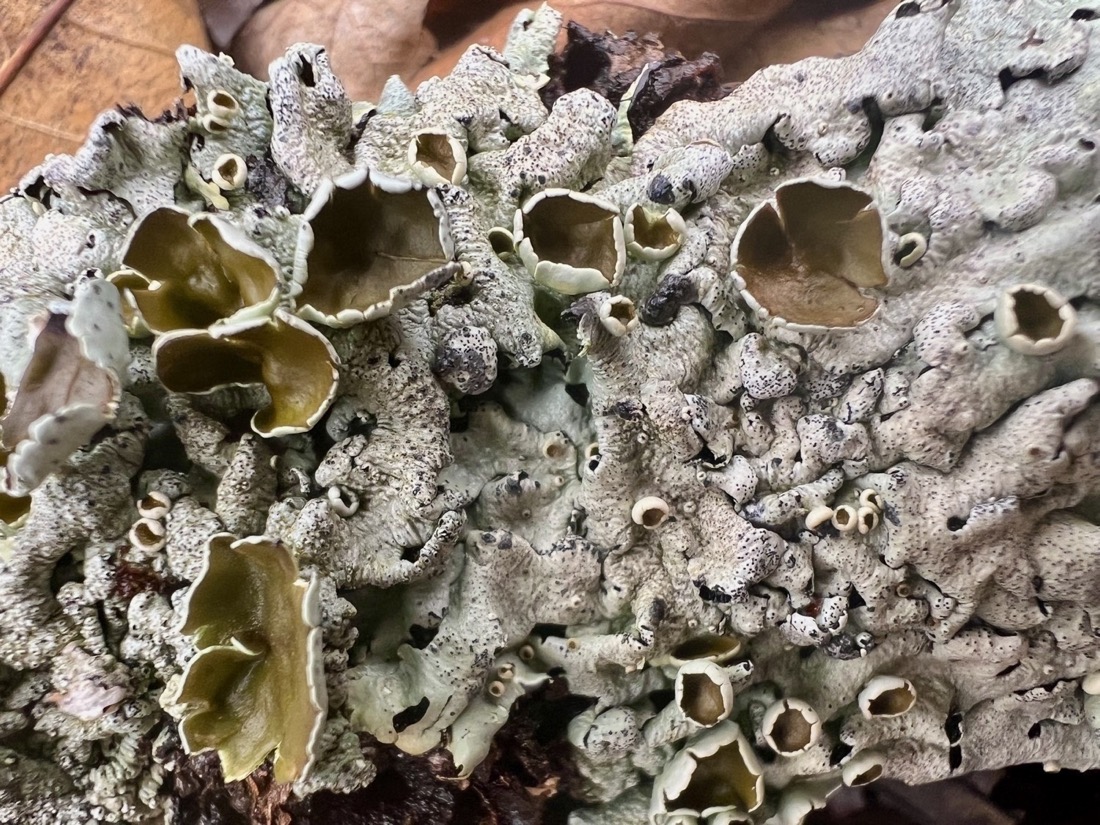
left=111, top=207, right=280, bottom=334
left=651, top=721, right=765, bottom=819
left=294, top=168, right=458, bottom=327
left=153, top=310, right=339, bottom=438
left=732, top=179, right=887, bottom=330
left=175, top=534, right=326, bottom=784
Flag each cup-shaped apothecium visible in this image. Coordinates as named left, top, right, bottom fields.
left=650, top=721, right=765, bottom=821
left=407, top=130, right=468, bottom=186
left=632, top=495, right=671, bottom=529
left=172, top=534, right=326, bottom=784
left=675, top=660, right=735, bottom=727
left=994, top=283, right=1077, bottom=355
left=154, top=310, right=339, bottom=438
left=514, top=189, right=626, bottom=295
left=858, top=675, right=917, bottom=718
left=625, top=203, right=686, bottom=261
left=761, top=697, right=822, bottom=755
left=294, top=168, right=457, bottom=327
left=113, top=207, right=281, bottom=334
left=732, top=178, right=888, bottom=331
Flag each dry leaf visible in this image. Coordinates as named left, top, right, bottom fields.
left=414, top=0, right=800, bottom=87
left=0, top=0, right=209, bottom=190
left=722, top=0, right=898, bottom=79
left=414, top=0, right=898, bottom=89
left=199, top=0, right=268, bottom=51
left=228, top=0, right=895, bottom=106
left=231, top=0, right=439, bottom=102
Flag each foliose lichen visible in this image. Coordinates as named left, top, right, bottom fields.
left=2, top=1, right=1100, bottom=823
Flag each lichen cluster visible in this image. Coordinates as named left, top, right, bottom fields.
left=2, top=1, right=1100, bottom=823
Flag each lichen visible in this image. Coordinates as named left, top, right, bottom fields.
left=0, top=1, right=1100, bottom=822
left=168, top=534, right=325, bottom=784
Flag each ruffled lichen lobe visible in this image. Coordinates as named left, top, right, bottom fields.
left=172, top=534, right=326, bottom=784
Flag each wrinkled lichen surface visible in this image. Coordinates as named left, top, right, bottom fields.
left=2, top=2, right=1100, bottom=823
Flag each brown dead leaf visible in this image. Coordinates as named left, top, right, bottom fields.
left=414, top=0, right=897, bottom=90
left=231, top=0, right=801, bottom=103
left=414, top=0, right=800, bottom=87
left=231, top=0, right=440, bottom=102
left=229, top=0, right=896, bottom=106
left=421, top=0, right=514, bottom=49
left=199, top=0, right=268, bottom=51
left=0, top=0, right=208, bottom=190
left=722, top=0, right=898, bottom=79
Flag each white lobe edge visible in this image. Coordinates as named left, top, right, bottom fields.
left=137, top=490, right=172, bottom=520
left=841, top=750, right=885, bottom=787
left=895, top=232, right=927, bottom=268
left=63, top=278, right=131, bottom=376
left=326, top=484, right=360, bottom=517
left=858, top=488, right=884, bottom=512
left=5, top=402, right=116, bottom=496
left=297, top=570, right=328, bottom=785
left=856, top=505, right=880, bottom=534
left=805, top=504, right=834, bottom=530
left=706, top=810, right=752, bottom=825
left=1082, top=671, right=1100, bottom=695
